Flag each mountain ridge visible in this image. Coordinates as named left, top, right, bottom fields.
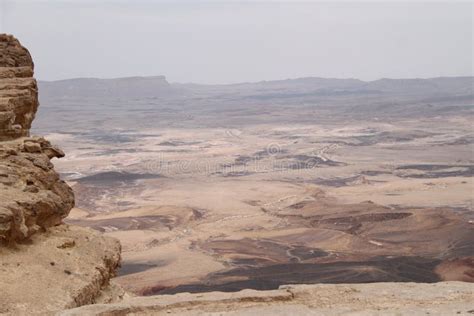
left=38, top=75, right=474, bottom=101
left=38, top=75, right=473, bottom=85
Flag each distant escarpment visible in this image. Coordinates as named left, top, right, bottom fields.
left=0, top=34, right=123, bottom=315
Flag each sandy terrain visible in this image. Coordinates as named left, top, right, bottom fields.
left=33, top=76, right=474, bottom=295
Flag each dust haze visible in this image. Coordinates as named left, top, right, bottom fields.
left=1, top=1, right=472, bottom=83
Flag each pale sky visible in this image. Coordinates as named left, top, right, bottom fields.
left=1, top=0, right=472, bottom=83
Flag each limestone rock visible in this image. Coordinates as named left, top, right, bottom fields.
left=0, top=225, right=123, bottom=315
left=23, top=140, right=42, bottom=153
left=0, top=36, right=75, bottom=244
left=0, top=34, right=124, bottom=314
left=59, top=282, right=474, bottom=316
left=0, top=137, right=75, bottom=244
left=0, top=34, right=38, bottom=141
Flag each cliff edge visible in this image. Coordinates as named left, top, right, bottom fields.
left=0, top=34, right=37, bottom=141
left=0, top=34, right=123, bottom=315
left=61, top=282, right=473, bottom=316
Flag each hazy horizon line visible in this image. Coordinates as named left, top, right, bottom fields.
left=38, top=74, right=474, bottom=86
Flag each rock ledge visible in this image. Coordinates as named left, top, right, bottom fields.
left=60, top=282, right=474, bottom=316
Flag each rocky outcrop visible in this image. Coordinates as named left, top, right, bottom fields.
left=0, top=137, right=74, bottom=243
left=0, top=225, right=123, bottom=315
left=0, top=34, right=38, bottom=141
left=60, top=282, right=474, bottom=316
left=0, top=34, right=73, bottom=244
left=0, top=34, right=123, bottom=314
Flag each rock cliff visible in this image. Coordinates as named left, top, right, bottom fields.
left=0, top=34, right=72, bottom=244
left=0, top=34, right=38, bottom=141
left=0, top=34, right=123, bottom=315
left=0, top=136, right=74, bottom=243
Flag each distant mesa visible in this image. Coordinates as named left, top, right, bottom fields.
left=38, top=75, right=183, bottom=99
left=38, top=74, right=474, bottom=102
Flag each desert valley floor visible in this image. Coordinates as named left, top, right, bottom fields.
left=33, top=76, right=474, bottom=295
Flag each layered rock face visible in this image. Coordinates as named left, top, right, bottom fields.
left=0, top=34, right=38, bottom=141
left=0, top=137, right=74, bottom=243
left=0, top=34, right=123, bottom=315
left=0, top=34, right=74, bottom=244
